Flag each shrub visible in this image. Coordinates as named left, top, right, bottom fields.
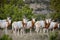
left=49, top=31, right=58, bottom=40
left=0, top=34, right=12, bottom=40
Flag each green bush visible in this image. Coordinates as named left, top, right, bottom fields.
left=49, top=31, right=58, bottom=40
left=0, top=34, right=12, bottom=40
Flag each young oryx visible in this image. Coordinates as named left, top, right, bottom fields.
left=0, top=17, right=11, bottom=34
left=43, top=19, right=51, bottom=33
left=12, top=21, right=23, bottom=35
left=22, top=17, right=28, bottom=34
left=35, top=20, right=45, bottom=33
left=26, top=18, right=35, bottom=34
left=49, top=20, right=60, bottom=32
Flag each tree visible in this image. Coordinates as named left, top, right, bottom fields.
left=0, top=4, right=14, bottom=19
left=21, top=5, right=33, bottom=20
left=10, top=0, right=24, bottom=6
left=0, top=0, right=33, bottom=21
left=12, top=5, right=23, bottom=21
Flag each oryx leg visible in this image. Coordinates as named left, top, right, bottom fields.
left=13, top=28, right=17, bottom=36
left=35, top=27, right=39, bottom=34
left=12, top=26, right=14, bottom=33
left=46, top=29, right=49, bottom=33
left=17, top=29, right=19, bottom=36
left=53, top=28, right=54, bottom=32
left=20, top=28, right=23, bottom=35
left=39, top=27, right=41, bottom=33
left=43, top=28, right=46, bottom=33
left=22, top=27, right=25, bottom=35
left=30, top=28, right=32, bottom=35
left=39, top=27, right=42, bottom=33
left=5, top=27, right=8, bottom=34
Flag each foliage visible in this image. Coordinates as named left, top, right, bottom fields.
left=0, top=0, right=34, bottom=21
left=0, top=34, right=12, bottom=40
left=0, top=0, right=60, bottom=22
left=35, top=14, right=46, bottom=21
left=49, top=31, right=58, bottom=40
left=50, top=0, right=60, bottom=21
left=10, top=0, right=24, bottom=6
left=50, top=13, right=60, bottom=21
left=50, top=0, right=60, bottom=12
left=21, top=5, right=33, bottom=20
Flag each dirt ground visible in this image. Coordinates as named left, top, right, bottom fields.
left=0, top=29, right=60, bottom=40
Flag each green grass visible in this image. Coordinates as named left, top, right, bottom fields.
left=0, top=34, right=12, bottom=40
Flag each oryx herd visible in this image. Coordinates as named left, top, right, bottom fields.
left=0, top=17, right=60, bottom=35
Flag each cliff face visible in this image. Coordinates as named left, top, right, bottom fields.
left=24, top=0, right=53, bottom=14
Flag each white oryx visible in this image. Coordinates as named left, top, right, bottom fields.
left=35, top=20, right=45, bottom=33
left=49, top=21, right=60, bottom=31
left=44, top=19, right=59, bottom=32
left=26, top=18, right=35, bottom=34
left=22, top=18, right=28, bottom=34
left=12, top=21, right=23, bottom=35
left=12, top=18, right=28, bottom=35
left=43, top=19, right=52, bottom=33
left=0, top=17, right=11, bottom=34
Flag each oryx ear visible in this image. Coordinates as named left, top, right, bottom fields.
left=7, top=17, right=11, bottom=20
